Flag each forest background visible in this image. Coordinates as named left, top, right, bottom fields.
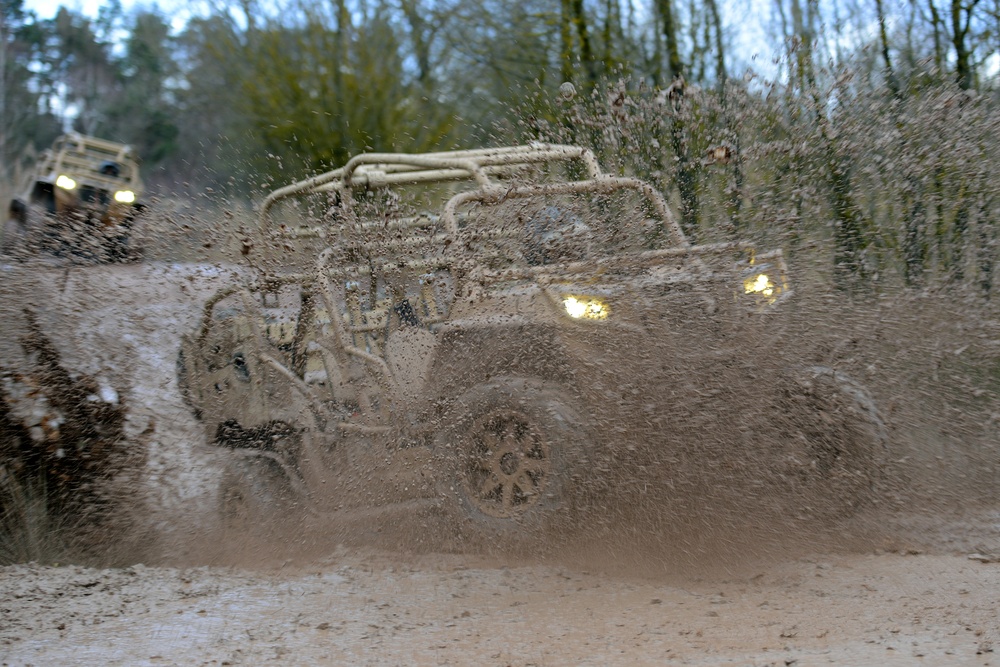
left=1, top=0, right=998, bottom=289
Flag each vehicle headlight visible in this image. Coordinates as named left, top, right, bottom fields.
left=114, top=190, right=136, bottom=203
left=738, top=250, right=791, bottom=308
left=743, top=273, right=775, bottom=298
left=56, top=174, right=77, bottom=190
left=563, top=296, right=609, bottom=320
left=741, top=267, right=788, bottom=306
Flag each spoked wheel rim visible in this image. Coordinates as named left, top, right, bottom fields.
left=462, top=409, right=552, bottom=518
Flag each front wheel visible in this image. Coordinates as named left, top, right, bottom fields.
left=219, top=455, right=299, bottom=536
left=105, top=232, right=137, bottom=263
left=108, top=204, right=146, bottom=263
left=435, top=378, right=589, bottom=544
left=778, top=366, right=889, bottom=516
left=1, top=217, right=25, bottom=256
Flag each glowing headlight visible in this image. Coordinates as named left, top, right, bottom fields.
left=563, top=296, right=609, bottom=320
left=56, top=174, right=77, bottom=190
left=114, top=190, right=136, bottom=203
left=743, top=273, right=775, bottom=298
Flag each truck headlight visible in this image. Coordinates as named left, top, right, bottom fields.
left=114, top=190, right=136, bottom=203
left=56, top=174, right=77, bottom=190
left=563, top=296, right=609, bottom=320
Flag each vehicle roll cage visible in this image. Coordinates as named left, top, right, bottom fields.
left=258, top=143, right=690, bottom=248
left=221, top=142, right=786, bottom=357
left=193, top=144, right=791, bottom=437
left=38, top=132, right=141, bottom=192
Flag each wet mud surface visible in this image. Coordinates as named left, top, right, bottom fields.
left=1, top=260, right=999, bottom=665
left=2, top=548, right=999, bottom=665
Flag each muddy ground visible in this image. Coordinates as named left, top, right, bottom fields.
left=2, top=547, right=999, bottom=666
left=1, top=259, right=999, bottom=665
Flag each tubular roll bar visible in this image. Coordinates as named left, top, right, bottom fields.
left=258, top=142, right=689, bottom=251
left=260, top=144, right=601, bottom=224
left=440, top=176, right=688, bottom=248
left=42, top=132, right=141, bottom=188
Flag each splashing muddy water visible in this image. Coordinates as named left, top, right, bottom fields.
left=1, top=160, right=999, bottom=664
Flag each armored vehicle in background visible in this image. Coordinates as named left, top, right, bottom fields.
left=2, top=133, right=145, bottom=261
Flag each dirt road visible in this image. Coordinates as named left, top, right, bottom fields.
left=2, top=546, right=999, bottom=666
left=1, top=260, right=999, bottom=665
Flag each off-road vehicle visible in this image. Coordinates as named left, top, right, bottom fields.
left=2, top=133, right=145, bottom=261
left=178, top=144, right=887, bottom=539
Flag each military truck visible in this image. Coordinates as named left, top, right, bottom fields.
left=178, top=144, right=887, bottom=540
left=2, top=133, right=145, bottom=261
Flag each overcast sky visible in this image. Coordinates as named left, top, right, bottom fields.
left=23, top=0, right=194, bottom=31
left=22, top=0, right=779, bottom=76
left=27, top=0, right=116, bottom=19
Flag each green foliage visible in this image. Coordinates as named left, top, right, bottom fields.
left=107, top=10, right=180, bottom=164
left=235, top=10, right=454, bottom=181
left=0, top=0, right=61, bottom=175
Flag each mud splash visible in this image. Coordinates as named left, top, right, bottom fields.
left=0, top=310, right=141, bottom=564
left=0, top=245, right=998, bottom=573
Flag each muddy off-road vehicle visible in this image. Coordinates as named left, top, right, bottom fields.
left=2, top=133, right=145, bottom=261
left=179, top=144, right=887, bottom=540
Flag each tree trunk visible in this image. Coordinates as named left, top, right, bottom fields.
left=705, top=0, right=743, bottom=229
left=828, top=154, right=868, bottom=287
left=792, top=0, right=868, bottom=287
left=400, top=0, right=433, bottom=90
left=560, top=0, right=574, bottom=83
left=927, top=0, right=944, bottom=74
left=977, top=197, right=995, bottom=295
left=657, top=0, right=683, bottom=80
left=875, top=0, right=901, bottom=97
left=571, top=0, right=598, bottom=84
left=654, top=0, right=699, bottom=239
left=903, top=178, right=928, bottom=285
left=950, top=195, right=969, bottom=282
left=789, top=0, right=815, bottom=93
left=705, top=0, right=726, bottom=87
left=950, top=0, right=975, bottom=90
left=602, top=0, right=618, bottom=75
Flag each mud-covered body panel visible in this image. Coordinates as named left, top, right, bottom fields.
left=180, top=306, right=311, bottom=447
left=426, top=270, right=769, bottom=441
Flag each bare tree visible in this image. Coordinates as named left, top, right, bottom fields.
left=950, top=0, right=981, bottom=89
